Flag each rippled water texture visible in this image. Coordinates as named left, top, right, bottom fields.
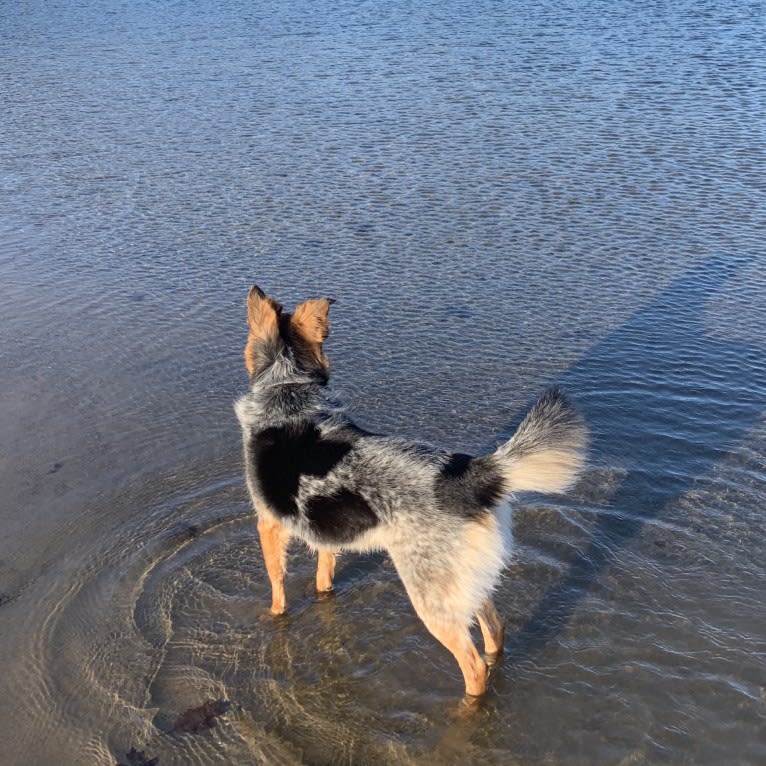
left=2, top=2, right=765, bottom=764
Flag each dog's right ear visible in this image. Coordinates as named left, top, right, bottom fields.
left=244, top=285, right=283, bottom=377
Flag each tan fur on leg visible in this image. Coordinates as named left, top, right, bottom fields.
left=316, top=550, right=337, bottom=593
left=477, top=598, right=505, bottom=657
left=424, top=620, right=489, bottom=697
left=257, top=514, right=291, bottom=615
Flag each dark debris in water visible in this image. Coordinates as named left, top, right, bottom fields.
left=115, top=747, right=158, bottom=766
left=443, top=305, right=474, bottom=319
left=173, top=699, right=231, bottom=734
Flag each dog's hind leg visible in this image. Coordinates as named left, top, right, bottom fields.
left=422, top=618, right=489, bottom=697
left=257, top=514, right=291, bottom=615
left=476, top=598, right=505, bottom=658
left=316, top=550, right=337, bottom=594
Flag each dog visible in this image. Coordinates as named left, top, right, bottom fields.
left=235, top=285, right=587, bottom=697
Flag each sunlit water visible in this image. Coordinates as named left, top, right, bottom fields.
left=2, top=2, right=765, bottom=764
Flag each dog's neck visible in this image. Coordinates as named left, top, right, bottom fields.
left=256, top=380, right=324, bottom=416
left=244, top=356, right=331, bottom=426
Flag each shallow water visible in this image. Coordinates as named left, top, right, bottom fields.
left=2, top=2, right=765, bottom=764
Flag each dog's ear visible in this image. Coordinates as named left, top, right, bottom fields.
left=244, top=285, right=283, bottom=376
left=291, top=297, right=335, bottom=345
left=289, top=297, right=335, bottom=374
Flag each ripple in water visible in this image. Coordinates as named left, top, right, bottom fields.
left=2, top=1, right=766, bottom=765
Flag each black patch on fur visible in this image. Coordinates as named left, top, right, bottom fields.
left=305, top=488, right=379, bottom=543
left=436, top=453, right=505, bottom=517
left=250, top=422, right=352, bottom=517
left=442, top=452, right=473, bottom=477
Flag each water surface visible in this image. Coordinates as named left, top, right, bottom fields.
left=1, top=2, right=765, bottom=764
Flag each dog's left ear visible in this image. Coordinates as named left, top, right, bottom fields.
left=289, top=297, right=335, bottom=374
left=291, top=297, right=335, bottom=345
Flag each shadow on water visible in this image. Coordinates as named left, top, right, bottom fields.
left=506, top=254, right=766, bottom=662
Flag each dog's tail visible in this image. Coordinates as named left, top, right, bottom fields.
left=493, top=387, right=588, bottom=495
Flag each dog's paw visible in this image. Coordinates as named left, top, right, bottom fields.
left=258, top=607, right=288, bottom=624
left=453, top=693, right=487, bottom=718
left=315, top=586, right=335, bottom=602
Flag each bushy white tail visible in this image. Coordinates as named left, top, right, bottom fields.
left=494, top=388, right=588, bottom=495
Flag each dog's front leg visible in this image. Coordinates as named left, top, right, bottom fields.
left=316, top=550, right=337, bottom=594
left=257, top=514, right=291, bottom=615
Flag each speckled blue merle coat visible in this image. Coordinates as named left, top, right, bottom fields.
left=235, top=286, right=587, bottom=696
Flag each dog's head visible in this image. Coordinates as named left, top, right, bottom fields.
left=244, top=285, right=335, bottom=383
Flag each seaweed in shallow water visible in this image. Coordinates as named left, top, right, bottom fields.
left=115, top=747, right=158, bottom=766
left=173, top=699, right=231, bottom=734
